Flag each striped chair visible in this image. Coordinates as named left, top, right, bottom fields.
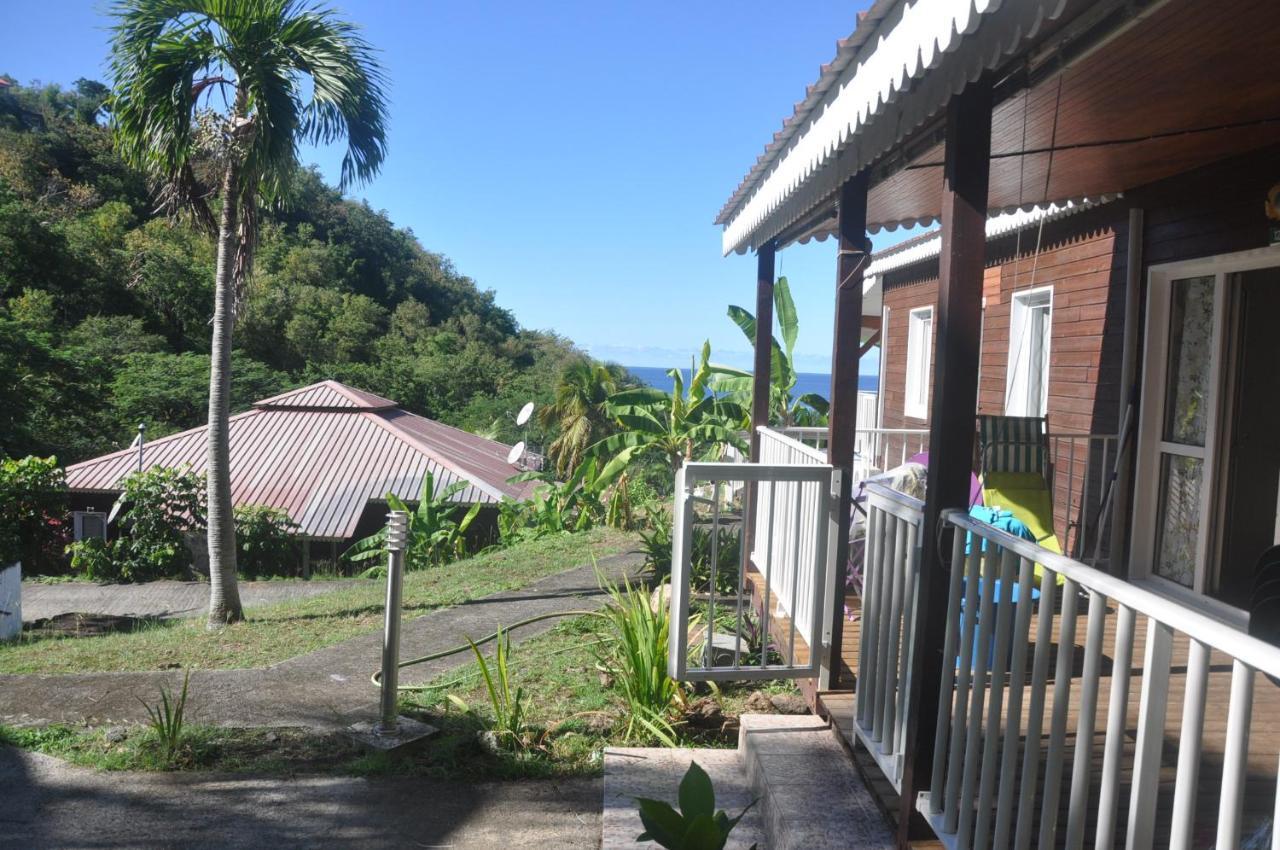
left=975, top=415, right=1064, bottom=559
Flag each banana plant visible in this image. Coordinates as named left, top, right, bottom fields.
left=505, top=450, right=640, bottom=536
left=594, top=342, right=747, bottom=472
left=710, top=276, right=829, bottom=427
left=344, top=471, right=482, bottom=571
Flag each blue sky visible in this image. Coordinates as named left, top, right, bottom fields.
left=2, top=1, right=907, bottom=374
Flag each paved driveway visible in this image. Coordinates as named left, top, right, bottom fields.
left=2, top=747, right=601, bottom=849
left=21, top=579, right=364, bottom=623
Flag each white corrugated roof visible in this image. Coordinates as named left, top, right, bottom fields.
left=720, top=0, right=1070, bottom=256
left=864, top=196, right=1117, bottom=277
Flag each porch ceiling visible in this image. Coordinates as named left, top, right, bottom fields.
left=739, top=0, right=1280, bottom=253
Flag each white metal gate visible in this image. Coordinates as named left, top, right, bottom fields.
left=668, top=460, right=839, bottom=682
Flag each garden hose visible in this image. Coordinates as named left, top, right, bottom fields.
left=370, top=609, right=610, bottom=691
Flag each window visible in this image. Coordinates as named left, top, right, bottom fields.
left=73, top=511, right=107, bottom=542
left=1005, top=287, right=1052, bottom=417
left=904, top=306, right=933, bottom=419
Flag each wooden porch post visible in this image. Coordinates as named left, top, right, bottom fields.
left=750, top=242, right=777, bottom=460
left=825, top=171, right=870, bottom=690
left=897, top=79, right=992, bottom=846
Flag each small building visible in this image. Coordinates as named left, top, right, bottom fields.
left=63, top=380, right=537, bottom=568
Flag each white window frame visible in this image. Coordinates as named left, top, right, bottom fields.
left=904, top=306, right=933, bottom=420
left=1004, top=286, right=1053, bottom=417
left=72, top=511, right=108, bottom=542
left=1131, top=245, right=1280, bottom=621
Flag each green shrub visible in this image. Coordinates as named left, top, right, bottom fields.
left=66, top=536, right=113, bottom=580
left=639, top=506, right=738, bottom=596
left=67, top=467, right=205, bottom=582
left=234, top=505, right=300, bottom=579
left=0, top=455, right=68, bottom=571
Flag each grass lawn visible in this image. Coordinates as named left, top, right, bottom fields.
left=1, top=614, right=799, bottom=781
left=0, top=528, right=636, bottom=674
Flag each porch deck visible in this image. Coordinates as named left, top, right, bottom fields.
left=820, top=604, right=1280, bottom=848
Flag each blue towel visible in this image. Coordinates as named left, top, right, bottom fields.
left=965, top=505, right=1036, bottom=555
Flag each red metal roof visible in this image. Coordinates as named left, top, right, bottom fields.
left=65, top=381, right=538, bottom=539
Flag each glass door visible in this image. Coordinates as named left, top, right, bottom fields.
left=1147, top=275, right=1219, bottom=590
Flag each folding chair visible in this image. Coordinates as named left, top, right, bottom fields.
left=975, top=415, right=1066, bottom=582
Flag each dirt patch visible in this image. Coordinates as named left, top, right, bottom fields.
left=24, top=613, right=162, bottom=639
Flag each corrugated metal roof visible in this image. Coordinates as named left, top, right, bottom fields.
left=864, top=197, right=1116, bottom=277
left=717, top=0, right=1073, bottom=254
left=253, top=380, right=398, bottom=410
left=65, top=381, right=538, bottom=540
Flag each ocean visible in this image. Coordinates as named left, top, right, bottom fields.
left=626, top=366, right=876, bottom=398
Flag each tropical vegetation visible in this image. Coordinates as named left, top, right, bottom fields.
left=593, top=342, right=746, bottom=473
left=343, top=472, right=482, bottom=574
left=711, top=276, right=828, bottom=427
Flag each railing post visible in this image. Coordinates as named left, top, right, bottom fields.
left=819, top=468, right=843, bottom=689
left=750, top=242, right=776, bottom=462
left=898, top=77, right=992, bottom=847
left=743, top=243, right=776, bottom=591
left=825, top=169, right=869, bottom=691
left=378, top=509, right=409, bottom=735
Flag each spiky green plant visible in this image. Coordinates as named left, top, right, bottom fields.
left=596, top=572, right=680, bottom=742
left=139, top=668, right=191, bottom=765
left=448, top=627, right=530, bottom=750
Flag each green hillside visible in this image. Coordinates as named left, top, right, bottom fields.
left=0, top=77, right=579, bottom=463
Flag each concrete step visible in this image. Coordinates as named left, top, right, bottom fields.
left=739, top=714, right=895, bottom=850
left=603, top=746, right=765, bottom=849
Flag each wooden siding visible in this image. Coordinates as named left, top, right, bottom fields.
left=871, top=145, right=1280, bottom=556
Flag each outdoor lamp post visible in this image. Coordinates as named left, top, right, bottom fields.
left=348, top=509, right=435, bottom=751
left=378, top=509, right=408, bottom=735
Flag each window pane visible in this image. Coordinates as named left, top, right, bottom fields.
left=1154, top=453, right=1202, bottom=587
left=1162, top=275, right=1215, bottom=446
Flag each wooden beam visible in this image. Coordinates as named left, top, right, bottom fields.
left=897, top=78, right=993, bottom=847
left=824, top=171, right=870, bottom=690
left=859, top=329, right=882, bottom=359
left=743, top=243, right=776, bottom=566
left=749, top=242, right=776, bottom=460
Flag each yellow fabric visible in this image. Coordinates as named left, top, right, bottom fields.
left=981, top=471, right=1065, bottom=583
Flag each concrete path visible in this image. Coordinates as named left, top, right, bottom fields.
left=1, top=746, right=600, bottom=849
left=21, top=578, right=366, bottom=623
left=0, top=551, right=643, bottom=730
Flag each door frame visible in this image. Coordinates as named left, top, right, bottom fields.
left=1131, top=245, right=1280, bottom=614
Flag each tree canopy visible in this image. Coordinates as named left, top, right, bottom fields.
left=0, top=77, right=583, bottom=463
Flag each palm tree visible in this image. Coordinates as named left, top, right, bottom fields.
left=711, top=277, right=829, bottom=427
left=539, top=360, right=619, bottom=477
left=110, top=0, right=388, bottom=626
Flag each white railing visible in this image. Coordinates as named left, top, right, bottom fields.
left=920, top=511, right=1280, bottom=850
left=853, top=481, right=926, bottom=792
left=668, top=458, right=838, bottom=682
left=753, top=428, right=830, bottom=649
left=779, top=426, right=931, bottom=484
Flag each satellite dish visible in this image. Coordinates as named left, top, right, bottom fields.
left=515, top=401, right=535, bottom=427
left=506, top=441, right=526, bottom=465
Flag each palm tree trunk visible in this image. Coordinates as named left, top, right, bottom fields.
left=206, top=158, right=244, bottom=627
